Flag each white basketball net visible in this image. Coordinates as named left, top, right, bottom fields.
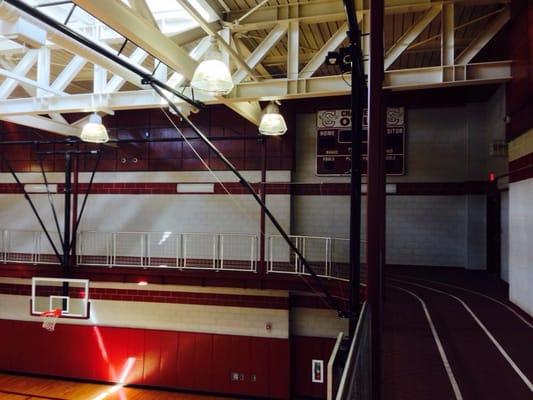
left=42, top=309, right=61, bottom=332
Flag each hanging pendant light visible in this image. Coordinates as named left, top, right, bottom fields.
left=80, top=113, right=109, bottom=143
left=190, top=37, right=234, bottom=95
left=259, top=101, right=287, bottom=136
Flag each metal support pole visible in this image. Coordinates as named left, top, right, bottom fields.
left=259, top=138, right=267, bottom=275
left=63, top=151, right=72, bottom=275
left=344, top=0, right=366, bottom=336
left=152, top=83, right=346, bottom=315
left=367, top=0, right=386, bottom=398
left=71, top=153, right=79, bottom=267
left=62, top=152, right=72, bottom=305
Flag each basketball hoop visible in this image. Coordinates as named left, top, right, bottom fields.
left=42, top=308, right=61, bottom=332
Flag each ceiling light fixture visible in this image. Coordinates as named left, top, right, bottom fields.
left=80, top=113, right=109, bottom=143
left=190, top=37, right=234, bottom=95
left=259, top=101, right=287, bottom=136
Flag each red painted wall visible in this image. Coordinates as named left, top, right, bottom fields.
left=0, top=319, right=290, bottom=399
left=291, top=336, right=336, bottom=399
left=0, top=105, right=293, bottom=173
left=506, top=0, right=533, bottom=140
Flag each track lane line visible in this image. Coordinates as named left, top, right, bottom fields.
left=390, top=285, right=463, bottom=400
left=393, top=278, right=533, bottom=393
left=389, top=274, right=533, bottom=329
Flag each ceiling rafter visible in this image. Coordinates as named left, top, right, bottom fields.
left=226, top=0, right=509, bottom=33
left=0, top=61, right=511, bottom=116
left=0, top=49, right=37, bottom=98
left=455, top=6, right=510, bottom=64
left=300, top=22, right=348, bottom=79
left=232, top=22, right=288, bottom=84
left=128, top=0, right=158, bottom=29
left=384, top=5, right=441, bottom=70
left=176, top=0, right=258, bottom=81
left=72, top=0, right=198, bottom=79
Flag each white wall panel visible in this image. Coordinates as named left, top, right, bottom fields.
left=509, top=178, right=533, bottom=316
left=501, top=190, right=509, bottom=283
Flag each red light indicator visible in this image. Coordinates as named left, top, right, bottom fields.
left=138, top=281, right=148, bottom=286
left=489, top=172, right=495, bottom=182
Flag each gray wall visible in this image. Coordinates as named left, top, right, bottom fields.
left=292, top=86, right=506, bottom=268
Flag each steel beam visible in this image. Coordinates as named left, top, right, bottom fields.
left=105, top=47, right=148, bottom=93
left=0, top=61, right=511, bottom=116
left=232, top=23, right=288, bottom=84
left=129, top=0, right=158, bottom=29
left=300, top=22, right=348, bottom=79
left=176, top=0, right=258, bottom=81
left=226, top=0, right=509, bottom=32
left=384, top=5, right=441, bottom=70
left=442, top=3, right=454, bottom=66
left=287, top=21, right=299, bottom=80
left=2, top=115, right=81, bottom=136
left=0, top=49, right=37, bottom=99
left=51, top=55, right=86, bottom=92
left=455, top=7, right=510, bottom=64
left=72, top=0, right=198, bottom=79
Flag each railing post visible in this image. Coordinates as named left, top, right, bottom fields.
left=176, top=234, right=181, bottom=268
left=112, top=232, right=116, bottom=267
left=183, top=234, right=187, bottom=268
left=326, top=237, right=331, bottom=278
left=33, top=231, right=39, bottom=265
left=218, top=234, right=223, bottom=271
left=1, top=230, right=5, bottom=263
left=145, top=233, right=150, bottom=268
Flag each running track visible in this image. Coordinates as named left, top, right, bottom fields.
left=383, top=267, right=533, bottom=400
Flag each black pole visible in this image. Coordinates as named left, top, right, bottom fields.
left=152, top=83, right=346, bottom=316
left=0, top=153, right=63, bottom=263
left=63, top=152, right=72, bottom=275
left=62, top=152, right=73, bottom=309
left=343, top=0, right=366, bottom=335
left=367, top=0, right=386, bottom=397
left=69, top=149, right=102, bottom=253
left=38, top=155, right=65, bottom=249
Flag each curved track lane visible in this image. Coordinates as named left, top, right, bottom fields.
left=389, top=278, right=533, bottom=399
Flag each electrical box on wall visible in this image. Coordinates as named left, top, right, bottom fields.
left=312, top=359, right=324, bottom=383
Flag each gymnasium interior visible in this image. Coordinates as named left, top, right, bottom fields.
left=0, top=0, right=531, bottom=399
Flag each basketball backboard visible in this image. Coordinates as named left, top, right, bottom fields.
left=31, top=277, right=90, bottom=319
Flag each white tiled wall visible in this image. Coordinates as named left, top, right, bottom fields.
left=291, top=88, right=506, bottom=269
left=290, top=307, right=348, bottom=338
left=501, top=191, right=509, bottom=283
left=386, top=196, right=469, bottom=267
left=0, top=278, right=290, bottom=338
left=509, top=178, right=533, bottom=315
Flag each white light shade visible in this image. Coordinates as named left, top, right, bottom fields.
left=190, top=39, right=233, bottom=95
left=259, top=102, right=287, bottom=136
left=81, top=113, right=109, bottom=143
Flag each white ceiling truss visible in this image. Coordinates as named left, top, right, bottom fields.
left=0, top=0, right=512, bottom=137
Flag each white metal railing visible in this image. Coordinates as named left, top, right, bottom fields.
left=77, top=231, right=258, bottom=272
left=267, top=235, right=362, bottom=281
left=0, top=229, right=356, bottom=280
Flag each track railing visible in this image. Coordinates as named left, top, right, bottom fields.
left=76, top=231, right=258, bottom=272
left=267, top=235, right=361, bottom=281
left=0, top=229, right=351, bottom=279
left=335, top=301, right=371, bottom=400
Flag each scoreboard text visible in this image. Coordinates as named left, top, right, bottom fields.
left=316, top=107, right=406, bottom=176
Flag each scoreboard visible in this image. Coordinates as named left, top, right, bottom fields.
left=316, top=107, right=406, bottom=176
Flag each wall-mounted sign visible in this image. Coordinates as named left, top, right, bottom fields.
left=312, top=359, right=324, bottom=383
left=316, top=107, right=406, bottom=176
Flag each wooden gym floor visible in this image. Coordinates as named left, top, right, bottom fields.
left=0, top=373, right=233, bottom=400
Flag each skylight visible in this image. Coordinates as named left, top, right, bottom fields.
left=21, top=0, right=217, bottom=37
